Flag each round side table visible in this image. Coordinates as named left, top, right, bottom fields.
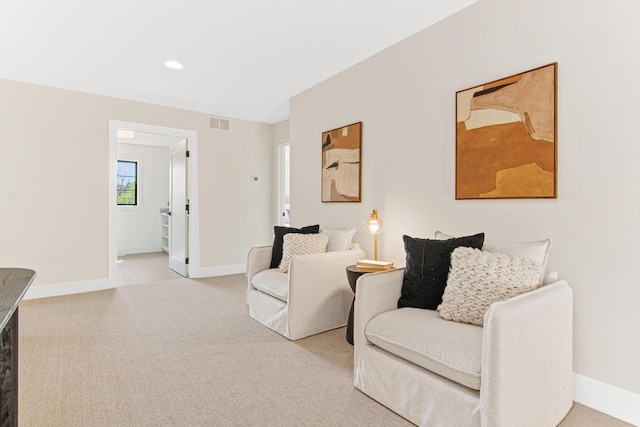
left=345, top=265, right=367, bottom=345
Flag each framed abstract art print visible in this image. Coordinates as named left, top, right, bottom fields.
left=456, top=63, right=557, bottom=199
left=322, top=122, right=362, bottom=202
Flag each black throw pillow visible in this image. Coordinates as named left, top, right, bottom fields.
left=398, top=233, right=485, bottom=310
left=270, top=225, right=320, bottom=268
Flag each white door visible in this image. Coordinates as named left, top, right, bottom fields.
left=169, top=138, right=189, bottom=276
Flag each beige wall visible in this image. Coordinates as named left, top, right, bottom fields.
left=290, top=0, right=640, bottom=400
left=271, top=119, right=290, bottom=145
left=0, top=79, right=273, bottom=285
left=197, top=114, right=273, bottom=267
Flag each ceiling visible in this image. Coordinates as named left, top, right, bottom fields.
left=0, top=0, right=477, bottom=124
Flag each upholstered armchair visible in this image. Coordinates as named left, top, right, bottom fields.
left=353, top=234, right=573, bottom=427
left=246, top=227, right=365, bottom=340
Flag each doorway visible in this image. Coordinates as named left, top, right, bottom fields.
left=277, top=143, right=290, bottom=226
left=108, top=120, right=200, bottom=286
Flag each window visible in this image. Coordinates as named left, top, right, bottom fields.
left=117, top=160, right=138, bottom=205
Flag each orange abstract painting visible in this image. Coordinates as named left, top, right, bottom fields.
left=322, top=122, right=362, bottom=202
left=456, top=63, right=557, bottom=199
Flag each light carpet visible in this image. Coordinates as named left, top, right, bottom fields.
left=116, top=253, right=183, bottom=286
left=18, top=274, right=632, bottom=426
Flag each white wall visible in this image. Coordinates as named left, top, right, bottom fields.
left=0, top=79, right=273, bottom=287
left=289, top=0, right=640, bottom=421
left=117, top=143, right=170, bottom=255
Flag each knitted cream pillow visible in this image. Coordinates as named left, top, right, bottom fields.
left=437, top=247, right=544, bottom=326
left=278, top=233, right=329, bottom=273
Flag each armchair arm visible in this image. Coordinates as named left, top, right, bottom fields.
left=353, top=268, right=405, bottom=350
left=285, top=247, right=365, bottom=340
left=246, top=246, right=273, bottom=292
left=481, top=281, right=573, bottom=427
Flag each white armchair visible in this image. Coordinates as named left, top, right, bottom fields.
left=353, top=237, right=573, bottom=427
left=247, top=244, right=365, bottom=340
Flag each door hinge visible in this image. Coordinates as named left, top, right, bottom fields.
left=186, top=150, right=190, bottom=157
left=186, top=203, right=190, bottom=214
left=185, top=257, right=189, bottom=265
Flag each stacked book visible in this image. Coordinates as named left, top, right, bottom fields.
left=356, top=259, right=395, bottom=272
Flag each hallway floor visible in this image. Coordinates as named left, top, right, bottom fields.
left=116, top=252, right=183, bottom=286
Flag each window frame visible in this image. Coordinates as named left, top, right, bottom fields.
left=117, top=160, right=139, bottom=206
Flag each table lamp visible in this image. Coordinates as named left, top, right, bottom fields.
left=363, top=209, right=385, bottom=260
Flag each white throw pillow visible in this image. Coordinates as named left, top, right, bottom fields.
left=434, top=230, right=552, bottom=266
left=278, top=233, right=329, bottom=273
left=320, top=227, right=356, bottom=252
left=437, top=247, right=544, bottom=326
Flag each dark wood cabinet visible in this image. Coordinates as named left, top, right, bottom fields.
left=0, top=269, right=36, bottom=427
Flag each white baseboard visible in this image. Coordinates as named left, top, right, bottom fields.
left=574, top=373, right=640, bottom=425
left=23, top=279, right=114, bottom=300
left=190, top=263, right=245, bottom=278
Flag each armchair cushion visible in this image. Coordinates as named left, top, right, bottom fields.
left=365, top=307, right=483, bottom=390
left=270, top=224, right=320, bottom=268
left=438, top=247, right=544, bottom=326
left=252, top=269, right=288, bottom=302
left=278, top=233, right=329, bottom=273
left=399, top=233, right=485, bottom=310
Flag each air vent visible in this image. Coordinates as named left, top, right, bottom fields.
left=209, top=117, right=230, bottom=131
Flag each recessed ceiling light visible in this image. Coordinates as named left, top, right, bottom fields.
left=164, top=60, right=183, bottom=70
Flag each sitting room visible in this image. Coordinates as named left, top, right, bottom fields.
left=1, top=0, right=639, bottom=425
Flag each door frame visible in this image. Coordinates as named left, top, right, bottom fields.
left=108, top=120, right=201, bottom=286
